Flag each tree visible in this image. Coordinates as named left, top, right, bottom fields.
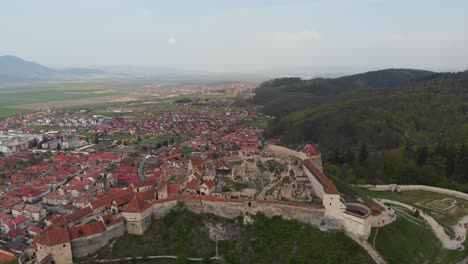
left=137, top=135, right=142, bottom=142
left=93, top=134, right=99, bottom=144
left=56, top=143, right=61, bottom=151
left=446, top=144, right=457, bottom=176
left=344, top=149, right=355, bottom=164
left=416, top=145, right=429, bottom=166
left=359, top=142, right=368, bottom=164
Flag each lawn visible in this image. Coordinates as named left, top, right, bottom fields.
left=244, top=118, right=268, bottom=129
left=365, top=190, right=468, bottom=230
left=111, top=206, right=374, bottom=264
left=371, top=215, right=466, bottom=264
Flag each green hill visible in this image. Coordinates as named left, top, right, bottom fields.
left=102, top=206, right=374, bottom=264
left=254, top=70, right=468, bottom=191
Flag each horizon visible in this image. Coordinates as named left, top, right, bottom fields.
left=1, top=0, right=467, bottom=74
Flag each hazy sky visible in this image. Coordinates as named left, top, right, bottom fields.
left=1, top=0, right=467, bottom=73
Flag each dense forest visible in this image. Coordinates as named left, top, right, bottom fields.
left=253, top=69, right=468, bottom=192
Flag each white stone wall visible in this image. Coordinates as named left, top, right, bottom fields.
left=367, top=184, right=468, bottom=200
left=36, top=242, right=73, bottom=264
left=303, top=165, right=325, bottom=199
left=152, top=199, right=178, bottom=219
left=342, top=213, right=371, bottom=239
left=70, top=221, right=125, bottom=258
left=323, top=193, right=345, bottom=218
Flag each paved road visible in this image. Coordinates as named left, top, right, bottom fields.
left=137, top=157, right=147, bottom=181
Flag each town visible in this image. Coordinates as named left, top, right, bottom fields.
left=0, top=93, right=395, bottom=264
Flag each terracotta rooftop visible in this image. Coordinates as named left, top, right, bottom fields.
left=190, top=156, right=203, bottom=167
left=122, top=196, right=152, bottom=214
left=68, top=221, right=106, bottom=240
left=303, top=160, right=338, bottom=194
left=301, top=145, right=321, bottom=156
left=35, top=228, right=70, bottom=246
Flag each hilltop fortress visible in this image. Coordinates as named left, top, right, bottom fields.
left=34, top=145, right=379, bottom=264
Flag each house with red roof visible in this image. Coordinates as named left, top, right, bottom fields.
left=43, top=191, right=73, bottom=205
left=131, top=179, right=156, bottom=193
left=88, top=188, right=133, bottom=213
left=185, top=179, right=200, bottom=195
left=200, top=180, right=215, bottom=195
left=188, top=156, right=203, bottom=172
left=156, top=183, right=180, bottom=200
left=0, top=214, right=11, bottom=226
left=27, top=225, right=44, bottom=237
left=300, top=144, right=323, bottom=172
left=3, top=216, right=29, bottom=234
left=122, top=196, right=152, bottom=235
left=22, top=187, right=50, bottom=203
left=35, top=228, right=73, bottom=264
left=0, top=249, right=16, bottom=262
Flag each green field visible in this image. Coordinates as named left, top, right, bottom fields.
left=0, top=86, right=115, bottom=108
left=365, top=190, right=468, bottom=231
left=370, top=216, right=466, bottom=264
left=244, top=118, right=268, bottom=129
left=110, top=206, right=374, bottom=264
left=0, top=108, right=31, bottom=118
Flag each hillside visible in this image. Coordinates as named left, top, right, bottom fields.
left=93, top=206, right=374, bottom=264
left=0, top=55, right=109, bottom=82
left=254, top=69, right=468, bottom=192
left=252, top=69, right=434, bottom=118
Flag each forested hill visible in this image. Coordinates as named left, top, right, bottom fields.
left=253, top=69, right=434, bottom=117
left=253, top=69, right=468, bottom=192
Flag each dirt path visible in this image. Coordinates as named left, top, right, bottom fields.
left=380, top=198, right=465, bottom=250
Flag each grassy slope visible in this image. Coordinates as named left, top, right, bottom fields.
left=365, top=190, right=468, bottom=231
left=112, top=206, right=374, bottom=264
left=327, top=166, right=467, bottom=263
left=372, top=216, right=466, bottom=264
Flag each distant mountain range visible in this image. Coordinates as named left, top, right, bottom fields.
left=0, top=55, right=118, bottom=82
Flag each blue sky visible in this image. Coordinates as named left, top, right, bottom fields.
left=1, top=0, right=467, bottom=73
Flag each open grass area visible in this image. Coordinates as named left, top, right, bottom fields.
left=371, top=215, right=466, bottom=264
left=112, top=206, right=374, bottom=264
left=0, top=87, right=116, bottom=108
left=365, top=190, right=468, bottom=230
left=0, top=108, right=32, bottom=118
left=244, top=118, right=268, bottom=129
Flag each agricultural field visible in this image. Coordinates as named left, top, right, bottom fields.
left=0, top=82, right=139, bottom=115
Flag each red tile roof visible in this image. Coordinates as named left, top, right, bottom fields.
left=68, top=221, right=106, bottom=240
left=35, top=228, right=70, bottom=246
left=203, top=180, right=215, bottom=189
left=301, top=145, right=321, bottom=156
left=122, top=196, right=152, bottom=214
left=132, top=179, right=156, bottom=188
left=303, top=160, right=338, bottom=194
left=167, top=184, right=180, bottom=195
left=190, top=156, right=203, bottom=167
left=0, top=249, right=15, bottom=261
left=186, top=179, right=200, bottom=190
left=50, top=206, right=93, bottom=226
left=89, top=189, right=133, bottom=209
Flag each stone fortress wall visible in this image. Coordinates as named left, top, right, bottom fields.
left=70, top=221, right=125, bottom=258
left=152, top=195, right=325, bottom=227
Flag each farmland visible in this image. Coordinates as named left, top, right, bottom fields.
left=0, top=82, right=140, bottom=116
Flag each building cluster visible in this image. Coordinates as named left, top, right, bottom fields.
left=0, top=95, right=386, bottom=263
